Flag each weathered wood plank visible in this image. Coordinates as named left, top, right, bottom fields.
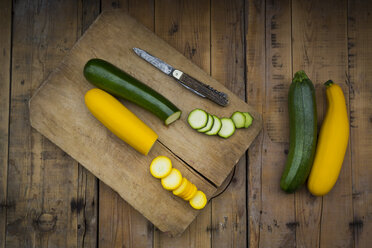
left=245, top=0, right=265, bottom=247
left=258, top=0, right=295, bottom=247
left=6, top=1, right=81, bottom=247
left=210, top=0, right=246, bottom=247
left=292, top=0, right=353, bottom=247
left=348, top=0, right=372, bottom=247
left=99, top=1, right=155, bottom=247
left=77, top=1, right=101, bottom=247
left=153, top=0, right=212, bottom=246
left=0, top=1, right=12, bottom=248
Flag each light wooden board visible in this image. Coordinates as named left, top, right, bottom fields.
left=153, top=0, right=212, bottom=247
left=98, top=1, right=156, bottom=247
left=29, top=10, right=262, bottom=235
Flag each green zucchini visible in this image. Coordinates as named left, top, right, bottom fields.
left=198, top=114, right=214, bottom=133
left=187, top=109, right=208, bottom=129
left=231, top=111, right=246, bottom=128
left=280, top=71, right=317, bottom=193
left=83, top=58, right=181, bottom=125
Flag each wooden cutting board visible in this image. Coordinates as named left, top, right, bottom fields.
left=29, top=10, right=262, bottom=236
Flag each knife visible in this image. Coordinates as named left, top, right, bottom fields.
left=133, top=47, right=229, bottom=107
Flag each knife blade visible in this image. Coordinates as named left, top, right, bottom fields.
left=133, top=47, right=229, bottom=106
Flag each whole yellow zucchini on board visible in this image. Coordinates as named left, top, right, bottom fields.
left=307, top=81, right=349, bottom=196
left=84, top=88, right=158, bottom=155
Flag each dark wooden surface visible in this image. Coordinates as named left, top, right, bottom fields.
left=1, top=0, right=371, bottom=247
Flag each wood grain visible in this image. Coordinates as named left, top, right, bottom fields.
left=29, top=10, right=261, bottom=235
left=6, top=1, right=81, bottom=247
left=0, top=1, right=12, bottom=247
left=153, top=0, right=212, bottom=246
left=259, top=1, right=295, bottom=247
left=348, top=1, right=372, bottom=247
left=292, top=0, right=353, bottom=247
left=99, top=1, right=155, bottom=247
left=77, top=1, right=101, bottom=247
left=210, top=0, right=247, bottom=247
left=245, top=0, right=266, bottom=247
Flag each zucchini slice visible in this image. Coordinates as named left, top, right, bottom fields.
left=150, top=156, right=172, bottom=179
left=198, top=114, right=214, bottom=133
left=231, top=111, right=246, bottom=128
left=179, top=180, right=193, bottom=198
left=161, top=168, right=182, bottom=191
left=205, top=115, right=222, bottom=135
left=218, top=118, right=236, bottom=138
left=242, top=112, right=253, bottom=128
left=187, top=109, right=208, bottom=129
left=189, top=191, right=207, bottom=210
left=184, top=184, right=198, bottom=201
left=173, top=178, right=188, bottom=196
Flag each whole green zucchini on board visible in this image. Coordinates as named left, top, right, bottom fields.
left=280, top=71, right=317, bottom=193
left=84, top=58, right=181, bottom=125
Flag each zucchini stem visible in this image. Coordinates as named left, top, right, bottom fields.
left=293, top=70, right=309, bottom=83
left=324, top=80, right=334, bottom=87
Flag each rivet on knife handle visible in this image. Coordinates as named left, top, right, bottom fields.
left=172, top=70, right=229, bottom=107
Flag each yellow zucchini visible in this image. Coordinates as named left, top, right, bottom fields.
left=307, top=81, right=349, bottom=196
left=150, top=156, right=172, bottom=178
left=161, top=168, right=183, bottom=191
left=84, top=88, right=158, bottom=155
left=184, top=184, right=197, bottom=201
left=189, top=191, right=207, bottom=210
left=173, top=178, right=188, bottom=196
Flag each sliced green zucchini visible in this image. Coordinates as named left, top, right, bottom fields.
left=231, top=111, right=246, bottom=128
left=198, top=114, right=214, bottom=133
left=205, top=115, right=222, bottom=135
left=187, top=109, right=208, bottom=129
left=218, top=118, right=236, bottom=138
left=242, top=112, right=253, bottom=128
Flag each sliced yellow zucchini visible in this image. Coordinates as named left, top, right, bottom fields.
left=179, top=180, right=193, bottom=198
left=184, top=184, right=198, bottom=201
left=150, top=156, right=172, bottom=179
left=189, top=191, right=207, bottom=210
left=161, top=168, right=182, bottom=191
left=173, top=178, right=189, bottom=196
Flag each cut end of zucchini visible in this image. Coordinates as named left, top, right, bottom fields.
left=198, top=114, right=214, bottom=133
left=150, top=156, right=172, bottom=179
left=231, top=111, right=246, bottom=128
left=189, top=191, right=207, bottom=210
left=242, top=112, right=253, bottom=128
left=205, top=115, right=222, bottom=135
left=218, top=118, right=236, bottom=138
left=165, top=111, right=182, bottom=125
left=188, top=109, right=208, bottom=129
left=161, top=168, right=183, bottom=191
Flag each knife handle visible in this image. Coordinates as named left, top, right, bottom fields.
left=172, top=70, right=229, bottom=106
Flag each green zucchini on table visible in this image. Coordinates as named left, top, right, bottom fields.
left=280, top=70, right=317, bottom=193
left=84, top=58, right=181, bottom=125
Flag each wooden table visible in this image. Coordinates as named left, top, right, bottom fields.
left=0, top=0, right=371, bottom=247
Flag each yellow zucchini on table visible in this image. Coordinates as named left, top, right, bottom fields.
left=307, top=81, right=349, bottom=196
left=84, top=88, right=158, bottom=155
